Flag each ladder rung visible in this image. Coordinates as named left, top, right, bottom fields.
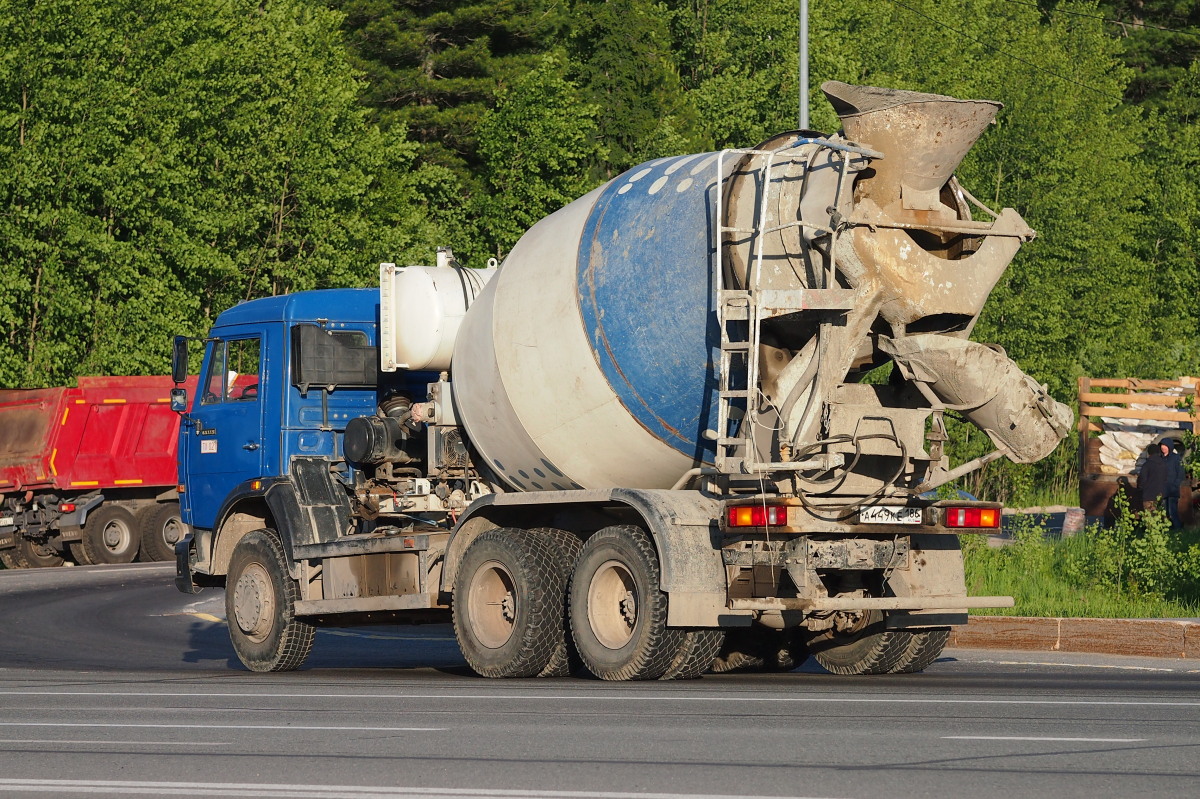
left=721, top=341, right=751, bottom=351
left=719, top=390, right=751, bottom=398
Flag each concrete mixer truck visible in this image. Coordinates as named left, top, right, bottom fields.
left=171, top=82, right=1071, bottom=679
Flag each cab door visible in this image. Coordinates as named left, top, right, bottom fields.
left=182, top=332, right=265, bottom=532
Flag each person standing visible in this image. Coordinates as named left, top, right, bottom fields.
left=1163, top=438, right=1185, bottom=529
left=1139, top=438, right=1184, bottom=527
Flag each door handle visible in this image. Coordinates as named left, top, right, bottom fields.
left=243, top=442, right=260, bottom=451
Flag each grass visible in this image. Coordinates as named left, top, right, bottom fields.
left=962, top=505, right=1200, bottom=618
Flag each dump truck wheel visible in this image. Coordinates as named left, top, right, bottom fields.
left=67, top=542, right=92, bottom=566
left=225, top=529, right=314, bottom=672
left=661, top=629, right=725, bottom=680
left=808, top=611, right=911, bottom=675
left=0, top=550, right=21, bottom=569
left=81, top=506, right=139, bottom=565
left=892, top=628, right=950, bottom=674
left=569, top=525, right=685, bottom=681
left=16, top=537, right=64, bottom=568
left=528, top=527, right=583, bottom=678
left=138, top=502, right=184, bottom=562
left=453, top=528, right=563, bottom=678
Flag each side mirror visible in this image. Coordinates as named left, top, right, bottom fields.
left=171, top=336, right=189, bottom=384
left=170, top=387, right=188, bottom=413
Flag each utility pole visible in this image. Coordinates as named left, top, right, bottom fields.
left=799, top=0, right=809, bottom=130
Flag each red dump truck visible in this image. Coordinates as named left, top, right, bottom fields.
left=0, top=376, right=195, bottom=568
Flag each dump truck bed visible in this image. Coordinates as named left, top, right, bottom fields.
left=0, top=376, right=189, bottom=494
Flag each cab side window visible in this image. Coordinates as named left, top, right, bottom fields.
left=227, top=338, right=261, bottom=401
left=200, top=337, right=261, bottom=404
left=200, top=341, right=227, bottom=405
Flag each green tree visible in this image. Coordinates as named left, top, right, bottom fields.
left=567, top=0, right=707, bottom=177
left=0, top=0, right=441, bottom=386
left=1094, top=0, right=1200, bottom=109
left=475, top=54, right=605, bottom=258
left=330, top=0, right=566, bottom=180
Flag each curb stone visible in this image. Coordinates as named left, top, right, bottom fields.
left=950, top=616, right=1200, bottom=659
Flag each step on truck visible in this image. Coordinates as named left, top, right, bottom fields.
left=0, top=375, right=196, bottom=568
left=172, top=82, right=1072, bottom=678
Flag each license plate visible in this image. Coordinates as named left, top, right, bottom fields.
left=0, top=516, right=12, bottom=528
left=859, top=506, right=922, bottom=525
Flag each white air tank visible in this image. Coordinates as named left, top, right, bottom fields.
left=380, top=261, right=497, bottom=372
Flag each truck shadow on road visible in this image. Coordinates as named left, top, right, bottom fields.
left=183, top=618, right=472, bottom=674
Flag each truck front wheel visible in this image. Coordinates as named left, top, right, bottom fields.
left=453, top=528, right=563, bottom=678
left=81, top=506, right=139, bottom=565
left=225, top=529, right=315, bottom=672
left=569, top=525, right=685, bottom=681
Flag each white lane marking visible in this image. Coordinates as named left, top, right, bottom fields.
left=0, top=723, right=444, bottom=731
left=0, top=780, right=833, bottom=799
left=0, top=738, right=229, bottom=745
left=1, top=691, right=1196, bottom=708
left=944, top=736, right=1146, bottom=743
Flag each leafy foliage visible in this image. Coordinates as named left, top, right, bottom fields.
left=0, top=0, right=442, bottom=386
left=475, top=54, right=605, bottom=258
left=1, top=0, right=1196, bottom=519
left=966, top=492, right=1200, bottom=617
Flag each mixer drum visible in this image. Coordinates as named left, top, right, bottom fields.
left=452, top=153, right=734, bottom=491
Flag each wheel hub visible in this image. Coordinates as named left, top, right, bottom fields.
left=588, top=560, right=638, bottom=650
left=102, top=521, right=126, bottom=550
left=162, top=517, right=183, bottom=545
left=233, top=563, right=275, bottom=643
left=468, top=560, right=517, bottom=649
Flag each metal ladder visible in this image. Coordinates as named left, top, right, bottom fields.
left=712, top=138, right=880, bottom=476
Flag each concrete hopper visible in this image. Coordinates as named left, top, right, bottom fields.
left=821, top=80, right=1001, bottom=213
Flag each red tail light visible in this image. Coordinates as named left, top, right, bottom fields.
left=944, top=506, right=1000, bottom=528
left=727, top=505, right=787, bottom=527
left=60, top=503, right=76, bottom=513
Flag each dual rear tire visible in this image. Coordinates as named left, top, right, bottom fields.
left=453, top=525, right=723, bottom=681
left=808, top=611, right=949, bottom=675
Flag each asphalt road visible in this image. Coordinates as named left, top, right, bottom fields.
left=0, top=563, right=1197, bottom=799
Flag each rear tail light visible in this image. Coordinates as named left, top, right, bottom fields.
left=944, top=506, right=1000, bottom=528
left=59, top=503, right=76, bottom=513
left=727, top=505, right=787, bottom=527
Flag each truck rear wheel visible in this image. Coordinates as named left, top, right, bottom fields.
left=16, top=537, right=64, bottom=568
left=892, top=628, right=950, bottom=673
left=569, top=525, right=684, bottom=681
left=81, top=506, right=139, bottom=565
left=453, top=528, right=563, bottom=678
left=529, top=527, right=583, bottom=678
left=138, top=502, right=184, bottom=562
left=710, top=628, right=807, bottom=673
left=808, top=610, right=911, bottom=675
left=661, top=629, right=725, bottom=680
left=0, top=550, right=20, bottom=569
left=225, top=529, right=314, bottom=672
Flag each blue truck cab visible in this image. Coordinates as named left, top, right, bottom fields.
left=173, top=288, right=436, bottom=602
